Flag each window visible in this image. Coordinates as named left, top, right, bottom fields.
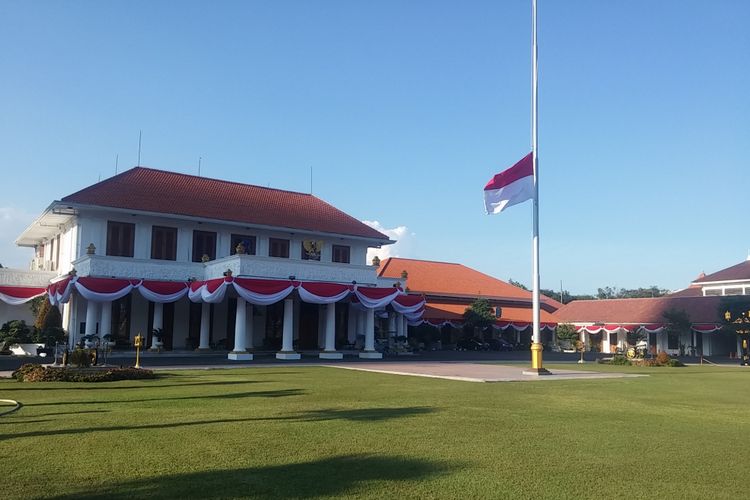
left=192, top=230, right=217, bottom=262
left=151, top=226, right=177, bottom=260
left=332, top=245, right=350, bottom=264
left=230, top=234, right=256, bottom=255
left=269, top=238, right=290, bottom=258
left=106, top=221, right=135, bottom=257
left=301, top=240, right=323, bottom=261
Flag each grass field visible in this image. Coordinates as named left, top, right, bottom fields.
left=2, top=364, right=748, bottom=499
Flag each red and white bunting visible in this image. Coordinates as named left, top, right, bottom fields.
left=640, top=324, right=664, bottom=334
left=74, top=277, right=139, bottom=302
left=297, top=282, right=352, bottom=305
left=691, top=323, right=723, bottom=333
left=390, top=294, right=426, bottom=315
left=47, top=276, right=76, bottom=306
left=0, top=285, right=47, bottom=306
left=138, top=280, right=189, bottom=303
left=233, top=278, right=296, bottom=306
left=354, top=286, right=401, bottom=309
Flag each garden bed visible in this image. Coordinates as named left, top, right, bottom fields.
left=12, top=364, right=156, bottom=382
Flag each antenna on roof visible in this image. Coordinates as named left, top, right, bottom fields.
left=137, top=130, right=142, bottom=166
left=115, top=153, right=119, bottom=174
left=198, top=156, right=202, bottom=176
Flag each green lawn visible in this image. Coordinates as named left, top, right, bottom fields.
left=1, top=364, right=748, bottom=499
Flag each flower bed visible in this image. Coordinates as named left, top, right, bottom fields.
left=12, top=364, right=156, bottom=382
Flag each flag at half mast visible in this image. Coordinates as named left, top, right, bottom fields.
left=483, top=152, right=534, bottom=215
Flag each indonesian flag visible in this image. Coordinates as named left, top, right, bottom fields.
left=483, top=152, right=534, bottom=214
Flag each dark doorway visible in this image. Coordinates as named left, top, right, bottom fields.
left=147, top=302, right=175, bottom=350
left=111, top=295, right=132, bottom=346
left=264, top=302, right=284, bottom=350
left=335, top=303, right=349, bottom=348
left=225, top=298, right=237, bottom=351
left=298, top=301, right=319, bottom=350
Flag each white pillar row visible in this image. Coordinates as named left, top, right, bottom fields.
left=99, top=302, right=112, bottom=341
left=277, top=298, right=301, bottom=360
left=65, top=295, right=77, bottom=348
left=388, top=313, right=397, bottom=338
left=402, top=315, right=409, bottom=338
left=150, top=302, right=163, bottom=350
left=198, top=303, right=211, bottom=351
left=359, top=307, right=382, bottom=359
left=84, top=300, right=99, bottom=343
left=320, top=303, right=343, bottom=359
left=229, top=298, right=252, bottom=360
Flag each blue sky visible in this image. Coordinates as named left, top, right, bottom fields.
left=1, top=0, right=748, bottom=294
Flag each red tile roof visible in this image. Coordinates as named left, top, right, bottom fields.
left=377, top=257, right=562, bottom=308
left=61, top=167, right=389, bottom=240
left=692, top=259, right=750, bottom=284
left=424, top=302, right=558, bottom=323
left=554, top=296, right=724, bottom=324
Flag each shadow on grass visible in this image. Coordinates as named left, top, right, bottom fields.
left=279, top=406, right=435, bottom=422
left=25, top=388, right=306, bottom=408
left=51, top=454, right=456, bottom=499
left=1, top=380, right=265, bottom=391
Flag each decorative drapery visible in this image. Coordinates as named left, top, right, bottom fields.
left=138, top=280, right=189, bottom=303
left=690, top=323, right=723, bottom=333
left=40, top=275, right=423, bottom=321
left=0, top=285, right=47, bottom=306
left=297, top=282, right=352, bottom=304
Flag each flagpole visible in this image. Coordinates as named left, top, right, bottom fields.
left=529, top=0, right=548, bottom=374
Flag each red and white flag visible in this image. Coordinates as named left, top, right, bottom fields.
left=483, top=152, right=534, bottom=214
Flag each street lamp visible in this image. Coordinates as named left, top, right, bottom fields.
left=724, top=309, right=750, bottom=366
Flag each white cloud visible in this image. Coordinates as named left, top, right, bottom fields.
left=0, top=207, right=35, bottom=269
left=362, top=220, right=417, bottom=264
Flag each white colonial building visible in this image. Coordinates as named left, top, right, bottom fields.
left=0, top=167, right=425, bottom=360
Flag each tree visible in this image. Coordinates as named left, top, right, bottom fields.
left=463, top=299, right=496, bottom=337
left=508, top=279, right=529, bottom=291
left=555, top=323, right=578, bottom=349
left=662, top=309, right=691, bottom=349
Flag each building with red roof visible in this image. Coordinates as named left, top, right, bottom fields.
left=554, top=257, right=750, bottom=357
left=1, top=167, right=426, bottom=360
left=376, top=257, right=561, bottom=346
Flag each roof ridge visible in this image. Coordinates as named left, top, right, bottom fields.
left=384, top=257, right=462, bottom=266
left=131, top=166, right=316, bottom=198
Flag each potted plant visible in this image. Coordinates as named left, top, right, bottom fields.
left=82, top=334, right=99, bottom=349
left=102, top=334, right=116, bottom=349
left=151, top=328, right=164, bottom=348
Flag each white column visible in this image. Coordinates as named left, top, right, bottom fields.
left=359, top=307, right=382, bottom=359
left=84, top=300, right=99, bottom=344
left=99, top=301, right=112, bottom=341
left=388, top=313, right=396, bottom=338
left=396, top=313, right=404, bottom=338
left=320, top=303, right=343, bottom=359
left=150, top=302, right=163, bottom=350
left=402, top=315, right=409, bottom=338
left=277, top=298, right=300, bottom=360
left=656, top=332, right=666, bottom=353
left=229, top=298, right=252, bottom=360
left=198, top=303, right=210, bottom=350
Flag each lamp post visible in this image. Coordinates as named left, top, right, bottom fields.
left=724, top=310, right=750, bottom=366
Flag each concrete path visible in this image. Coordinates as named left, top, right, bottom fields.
left=326, top=361, right=645, bottom=383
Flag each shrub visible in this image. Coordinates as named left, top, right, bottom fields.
left=667, top=358, right=685, bottom=367
left=0, top=320, right=34, bottom=346
left=610, top=355, right=632, bottom=366
left=655, top=351, right=670, bottom=365
left=13, top=363, right=156, bottom=382
left=68, top=348, right=91, bottom=368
